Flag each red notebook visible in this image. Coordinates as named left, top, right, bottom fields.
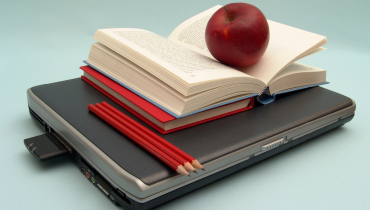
left=80, top=66, right=254, bottom=134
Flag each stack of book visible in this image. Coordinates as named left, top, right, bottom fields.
left=81, top=5, right=328, bottom=134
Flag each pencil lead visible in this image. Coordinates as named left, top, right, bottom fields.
left=193, top=170, right=198, bottom=174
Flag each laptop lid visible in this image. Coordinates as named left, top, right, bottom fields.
left=27, top=78, right=355, bottom=203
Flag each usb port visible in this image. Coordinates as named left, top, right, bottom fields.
left=97, top=183, right=109, bottom=196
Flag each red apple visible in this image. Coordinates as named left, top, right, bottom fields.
left=205, top=3, right=269, bottom=67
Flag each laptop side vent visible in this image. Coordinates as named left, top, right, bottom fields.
left=29, top=107, right=52, bottom=133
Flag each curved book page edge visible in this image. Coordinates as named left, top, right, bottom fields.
left=257, top=82, right=329, bottom=105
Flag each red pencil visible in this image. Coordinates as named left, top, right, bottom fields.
left=100, top=101, right=204, bottom=170
left=94, top=103, right=196, bottom=172
left=87, top=104, right=189, bottom=176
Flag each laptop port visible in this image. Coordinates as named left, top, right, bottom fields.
left=97, top=183, right=109, bottom=196
left=29, top=108, right=45, bottom=127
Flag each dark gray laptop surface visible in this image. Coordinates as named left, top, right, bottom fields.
left=25, top=78, right=355, bottom=210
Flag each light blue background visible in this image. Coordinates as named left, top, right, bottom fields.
left=1, top=0, right=369, bottom=209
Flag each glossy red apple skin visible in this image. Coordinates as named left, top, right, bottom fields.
left=205, top=3, right=269, bottom=67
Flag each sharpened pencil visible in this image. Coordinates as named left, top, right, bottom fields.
left=95, top=103, right=196, bottom=172
left=88, top=104, right=189, bottom=176
left=100, top=101, right=204, bottom=170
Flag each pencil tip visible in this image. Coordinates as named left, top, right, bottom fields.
left=193, top=170, right=198, bottom=174
left=177, top=166, right=189, bottom=176
left=192, top=160, right=204, bottom=170
left=184, top=162, right=195, bottom=172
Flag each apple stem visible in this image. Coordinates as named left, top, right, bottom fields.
left=223, top=6, right=232, bottom=21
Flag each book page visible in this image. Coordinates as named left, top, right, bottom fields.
left=167, top=5, right=222, bottom=59
left=97, top=28, right=253, bottom=85
left=168, top=5, right=327, bottom=85
left=237, top=20, right=327, bottom=84
left=270, top=62, right=326, bottom=83
left=268, top=62, right=326, bottom=94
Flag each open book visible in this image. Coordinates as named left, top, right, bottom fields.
left=84, top=5, right=327, bottom=117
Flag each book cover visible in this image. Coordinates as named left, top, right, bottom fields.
left=80, top=65, right=254, bottom=134
left=83, top=61, right=257, bottom=118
